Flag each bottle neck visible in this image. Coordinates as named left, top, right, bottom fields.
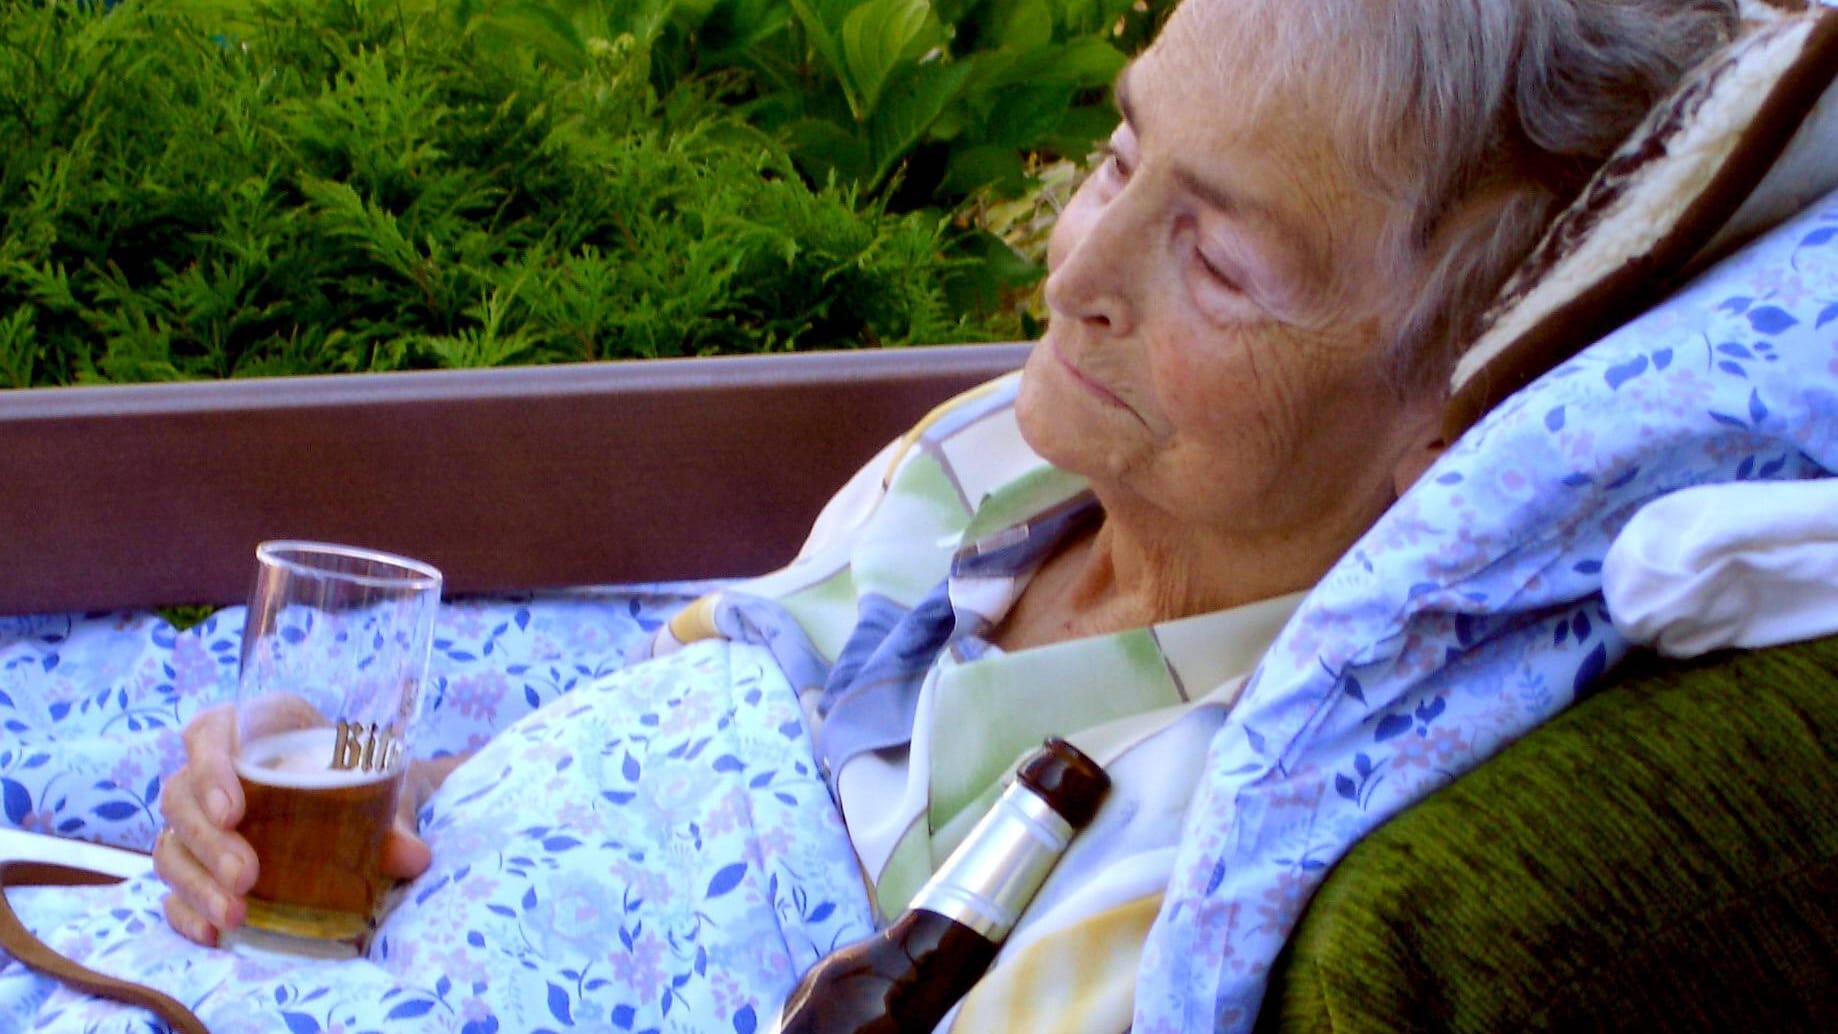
left=906, top=784, right=1074, bottom=942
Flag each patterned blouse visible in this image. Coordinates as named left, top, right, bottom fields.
left=650, top=371, right=1303, bottom=1030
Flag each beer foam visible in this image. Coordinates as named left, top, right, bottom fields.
left=236, top=728, right=398, bottom=789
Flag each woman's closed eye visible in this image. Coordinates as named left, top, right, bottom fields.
left=1089, top=122, right=1264, bottom=310
left=1100, top=145, right=1134, bottom=183
left=1194, top=248, right=1241, bottom=293
left=1189, top=234, right=1290, bottom=322
left=1095, top=127, right=1138, bottom=190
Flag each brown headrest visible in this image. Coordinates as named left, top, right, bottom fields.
left=1442, top=2, right=1838, bottom=439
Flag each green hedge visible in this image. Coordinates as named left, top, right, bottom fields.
left=0, top=1, right=1167, bottom=387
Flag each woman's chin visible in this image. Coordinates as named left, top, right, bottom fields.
left=1017, top=399, right=1133, bottom=485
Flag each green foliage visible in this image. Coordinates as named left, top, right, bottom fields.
left=650, top=0, right=1166, bottom=206
left=372, top=0, right=1171, bottom=309
left=0, top=0, right=1029, bottom=385
left=156, top=603, right=217, bottom=630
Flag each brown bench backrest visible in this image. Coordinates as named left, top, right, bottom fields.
left=0, top=345, right=1031, bottom=613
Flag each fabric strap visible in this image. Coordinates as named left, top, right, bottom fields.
left=0, top=858, right=211, bottom=1034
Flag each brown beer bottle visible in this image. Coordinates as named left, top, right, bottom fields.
left=774, top=738, right=1110, bottom=1034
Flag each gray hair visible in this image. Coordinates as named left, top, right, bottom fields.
left=1246, top=0, right=1741, bottom=394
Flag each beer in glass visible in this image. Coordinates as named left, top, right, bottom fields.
left=226, top=541, right=441, bottom=958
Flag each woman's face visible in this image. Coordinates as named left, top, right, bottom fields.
left=1017, top=0, right=1438, bottom=544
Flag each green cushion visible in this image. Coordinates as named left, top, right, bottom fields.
left=1261, top=634, right=1838, bottom=1032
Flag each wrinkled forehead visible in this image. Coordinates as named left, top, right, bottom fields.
left=1132, top=0, right=1352, bottom=156
left=1144, top=0, right=1427, bottom=210
left=1155, top=0, right=1288, bottom=64
left=1130, top=0, right=1416, bottom=320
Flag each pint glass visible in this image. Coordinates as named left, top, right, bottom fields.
left=226, top=541, right=442, bottom=958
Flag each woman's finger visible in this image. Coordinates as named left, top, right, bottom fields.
left=160, top=891, right=220, bottom=948
left=380, top=823, right=433, bottom=881
left=177, top=704, right=244, bottom=829
left=376, top=752, right=468, bottom=881
left=152, top=826, right=246, bottom=936
left=158, top=769, right=257, bottom=896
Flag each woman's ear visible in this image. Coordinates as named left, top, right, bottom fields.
left=1390, top=399, right=1450, bottom=496
left=1392, top=434, right=1449, bottom=495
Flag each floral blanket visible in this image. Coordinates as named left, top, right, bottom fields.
left=0, top=586, right=874, bottom=1034
left=2, top=587, right=699, bottom=850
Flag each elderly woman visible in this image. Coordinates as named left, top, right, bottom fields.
left=151, top=0, right=1739, bottom=1030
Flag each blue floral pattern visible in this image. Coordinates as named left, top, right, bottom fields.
left=2, top=639, right=872, bottom=1034
left=0, top=586, right=714, bottom=852
left=1133, top=189, right=1838, bottom=1032
left=6, top=584, right=866, bottom=1034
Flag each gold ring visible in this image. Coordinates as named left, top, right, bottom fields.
left=155, top=827, right=173, bottom=855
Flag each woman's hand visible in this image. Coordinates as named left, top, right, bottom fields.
left=153, top=703, right=468, bottom=947
left=391, top=751, right=471, bottom=878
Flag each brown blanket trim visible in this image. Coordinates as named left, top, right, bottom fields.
left=0, top=858, right=210, bottom=1034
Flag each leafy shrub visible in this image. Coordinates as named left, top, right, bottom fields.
left=686, top=0, right=1158, bottom=206
left=463, top=0, right=1173, bottom=327
left=0, top=0, right=1036, bottom=386
left=418, top=0, right=1165, bottom=207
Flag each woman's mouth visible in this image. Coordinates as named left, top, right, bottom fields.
left=1051, top=338, right=1131, bottom=411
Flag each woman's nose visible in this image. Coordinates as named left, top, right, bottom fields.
left=1043, top=188, right=1142, bottom=337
